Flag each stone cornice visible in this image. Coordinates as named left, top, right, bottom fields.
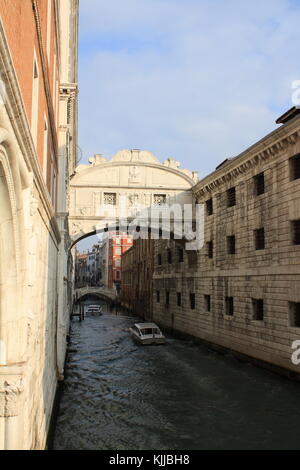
left=193, top=116, right=300, bottom=199
left=72, top=161, right=196, bottom=187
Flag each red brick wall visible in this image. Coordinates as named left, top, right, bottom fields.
left=0, top=0, right=59, bottom=203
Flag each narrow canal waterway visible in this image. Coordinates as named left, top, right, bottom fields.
left=53, top=302, right=300, bottom=450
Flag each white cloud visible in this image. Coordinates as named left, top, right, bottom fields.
left=78, top=0, right=300, bottom=176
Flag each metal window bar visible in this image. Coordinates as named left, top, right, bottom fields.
left=252, top=298, right=264, bottom=321
left=206, top=198, right=213, bottom=215
left=153, top=194, right=167, bottom=206
left=227, top=187, right=236, bottom=207
left=104, top=192, right=117, bottom=205
left=227, top=235, right=236, bottom=254
left=225, top=297, right=234, bottom=316
left=207, top=241, right=213, bottom=259
left=290, top=302, right=300, bottom=327
left=293, top=220, right=300, bottom=245
left=190, top=293, right=196, bottom=310
left=204, top=295, right=211, bottom=312
left=254, top=172, right=265, bottom=196
left=178, top=248, right=184, bottom=263
left=255, top=228, right=265, bottom=250
left=291, top=154, right=300, bottom=180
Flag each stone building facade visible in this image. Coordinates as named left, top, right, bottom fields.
left=152, top=110, right=300, bottom=377
left=0, top=0, right=78, bottom=449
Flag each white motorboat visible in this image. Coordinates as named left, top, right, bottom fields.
left=86, top=305, right=102, bottom=314
left=129, top=322, right=166, bottom=345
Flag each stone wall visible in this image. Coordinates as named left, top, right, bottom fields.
left=153, top=114, right=300, bottom=376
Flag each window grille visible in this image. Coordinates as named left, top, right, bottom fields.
left=252, top=298, right=264, bottom=321
left=254, top=228, right=265, bottom=250
left=104, top=192, right=116, bottom=205
left=227, top=187, right=236, bottom=207
left=254, top=172, right=265, bottom=196
left=153, top=194, right=167, bottom=206
left=225, top=297, right=234, bottom=316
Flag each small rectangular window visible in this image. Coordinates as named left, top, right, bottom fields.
left=206, top=198, right=213, bottom=216
left=190, top=293, right=196, bottom=310
left=153, top=194, right=167, bottom=206
left=167, top=249, right=172, bottom=264
left=254, top=172, right=265, bottom=196
left=156, top=291, right=160, bottom=303
left=177, top=292, right=182, bottom=307
left=254, top=228, right=265, bottom=250
left=207, top=241, right=213, bottom=259
left=252, top=298, right=264, bottom=321
left=204, top=295, right=211, bottom=312
left=225, top=297, right=234, bottom=316
left=178, top=248, right=184, bottom=263
left=227, top=235, right=236, bottom=254
left=104, top=193, right=117, bottom=205
left=227, top=187, right=236, bottom=207
left=289, top=302, right=300, bottom=327
left=290, top=154, right=300, bottom=181
left=291, top=220, right=300, bottom=245
left=166, top=291, right=170, bottom=306
left=157, top=254, right=162, bottom=265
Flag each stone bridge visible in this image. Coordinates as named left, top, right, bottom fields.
left=68, top=149, right=199, bottom=248
left=74, top=286, right=117, bottom=303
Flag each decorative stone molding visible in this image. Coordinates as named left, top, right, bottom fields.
left=0, top=378, right=23, bottom=418
left=193, top=126, right=300, bottom=198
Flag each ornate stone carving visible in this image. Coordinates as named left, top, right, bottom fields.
left=129, top=166, right=140, bottom=184
left=0, top=378, right=23, bottom=417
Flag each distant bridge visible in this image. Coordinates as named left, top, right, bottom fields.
left=74, top=286, right=116, bottom=302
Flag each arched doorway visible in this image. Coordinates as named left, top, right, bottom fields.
left=0, top=149, right=23, bottom=450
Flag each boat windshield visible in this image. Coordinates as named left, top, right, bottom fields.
left=141, top=328, right=160, bottom=336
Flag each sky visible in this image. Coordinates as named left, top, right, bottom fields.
left=77, top=0, right=300, bottom=251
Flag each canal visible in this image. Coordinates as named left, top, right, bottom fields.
left=53, top=301, right=300, bottom=450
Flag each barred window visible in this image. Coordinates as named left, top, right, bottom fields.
left=178, top=248, right=184, bottom=263
left=227, top=187, right=236, bottom=207
left=207, top=241, right=213, bottom=259
left=289, top=302, right=300, bottom=327
left=291, top=220, right=300, bottom=245
left=252, top=298, right=264, bottom=321
left=153, top=194, right=167, bottom=206
left=190, top=293, right=196, bottom=310
left=177, top=292, right=182, bottom=307
left=290, top=154, right=300, bottom=181
left=254, top=228, right=265, bottom=250
left=225, top=297, right=234, bottom=316
left=227, top=235, right=236, bottom=255
left=206, top=198, right=213, bottom=216
left=204, top=295, right=211, bottom=312
left=254, top=172, right=265, bottom=196
left=104, top=192, right=116, bottom=205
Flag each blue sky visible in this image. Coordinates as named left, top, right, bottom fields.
left=77, top=0, right=300, bottom=251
